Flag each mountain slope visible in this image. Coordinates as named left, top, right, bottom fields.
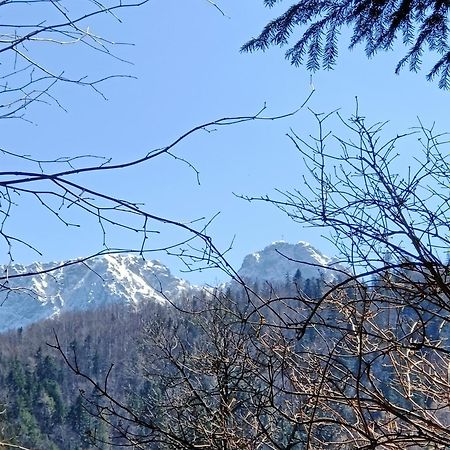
left=237, top=241, right=337, bottom=284
left=0, top=242, right=338, bottom=332
left=0, top=254, right=193, bottom=332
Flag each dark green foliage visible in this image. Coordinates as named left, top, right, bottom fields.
left=1, top=357, right=64, bottom=448
left=0, top=309, right=118, bottom=447
left=0, top=300, right=173, bottom=449
left=0, top=277, right=331, bottom=449
left=293, top=268, right=302, bottom=286
left=67, top=394, right=93, bottom=448
left=242, top=0, right=450, bottom=88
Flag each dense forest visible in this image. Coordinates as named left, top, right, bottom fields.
left=1, top=258, right=450, bottom=449
left=0, top=276, right=325, bottom=449
left=0, top=300, right=161, bottom=449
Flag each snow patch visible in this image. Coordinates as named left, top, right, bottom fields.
left=238, top=241, right=335, bottom=284
left=0, top=253, right=195, bottom=332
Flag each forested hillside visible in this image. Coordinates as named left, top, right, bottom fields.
left=1, top=255, right=450, bottom=449
left=1, top=1, right=449, bottom=449
left=0, top=276, right=328, bottom=449
left=0, top=302, right=158, bottom=449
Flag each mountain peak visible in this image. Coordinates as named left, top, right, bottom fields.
left=0, top=254, right=192, bottom=332
left=237, top=241, right=333, bottom=284
left=0, top=242, right=337, bottom=332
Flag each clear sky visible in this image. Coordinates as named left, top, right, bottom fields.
left=2, top=0, right=448, bottom=284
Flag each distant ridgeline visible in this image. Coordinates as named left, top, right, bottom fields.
left=0, top=242, right=341, bottom=449
left=0, top=242, right=339, bottom=333
left=0, top=242, right=445, bottom=448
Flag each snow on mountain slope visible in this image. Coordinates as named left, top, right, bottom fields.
left=0, top=254, right=194, bottom=332
left=237, top=241, right=338, bottom=284
left=0, top=242, right=339, bottom=332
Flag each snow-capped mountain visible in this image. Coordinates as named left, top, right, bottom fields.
left=0, top=254, right=194, bottom=332
left=237, top=241, right=338, bottom=284
left=0, top=242, right=338, bottom=332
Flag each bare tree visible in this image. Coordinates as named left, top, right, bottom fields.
left=0, top=106, right=302, bottom=297
left=0, top=0, right=309, bottom=300
left=242, top=109, right=450, bottom=448
left=51, top=290, right=319, bottom=449
left=54, top=109, right=450, bottom=449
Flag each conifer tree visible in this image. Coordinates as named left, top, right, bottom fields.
left=243, top=0, right=450, bottom=88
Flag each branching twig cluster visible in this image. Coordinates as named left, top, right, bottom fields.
left=0, top=106, right=303, bottom=295
left=53, top=110, right=450, bottom=449
left=0, top=0, right=151, bottom=120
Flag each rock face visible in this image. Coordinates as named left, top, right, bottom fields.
left=0, top=242, right=338, bottom=332
left=0, top=254, right=193, bottom=332
left=237, top=241, right=336, bottom=285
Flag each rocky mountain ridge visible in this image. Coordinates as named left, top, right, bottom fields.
left=0, top=241, right=336, bottom=332
left=238, top=240, right=338, bottom=284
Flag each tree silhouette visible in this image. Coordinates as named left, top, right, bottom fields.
left=243, top=0, right=450, bottom=88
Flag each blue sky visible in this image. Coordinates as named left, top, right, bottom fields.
left=2, top=1, right=448, bottom=283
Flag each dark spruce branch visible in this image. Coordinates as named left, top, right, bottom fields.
left=242, top=0, right=450, bottom=88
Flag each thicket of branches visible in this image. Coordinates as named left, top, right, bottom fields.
left=1, top=2, right=449, bottom=449
left=243, top=110, right=450, bottom=448
left=0, top=0, right=303, bottom=299
left=0, top=0, right=151, bottom=120
left=243, top=0, right=450, bottom=89
left=54, top=110, right=450, bottom=449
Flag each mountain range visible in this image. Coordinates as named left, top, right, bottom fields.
left=0, top=241, right=337, bottom=332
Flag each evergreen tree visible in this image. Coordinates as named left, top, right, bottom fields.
left=67, top=394, right=93, bottom=448
left=303, top=278, right=313, bottom=298
left=293, top=268, right=302, bottom=287
left=243, top=0, right=450, bottom=88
